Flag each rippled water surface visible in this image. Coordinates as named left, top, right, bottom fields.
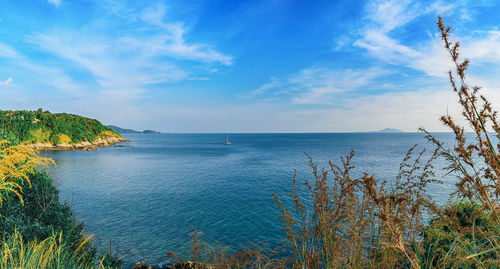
left=45, top=133, right=458, bottom=266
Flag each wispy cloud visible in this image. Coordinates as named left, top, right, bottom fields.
left=353, top=0, right=500, bottom=79
left=289, top=68, right=390, bottom=104
left=137, top=3, right=233, bottom=65
left=245, top=0, right=500, bottom=131
left=0, top=1, right=233, bottom=128
left=47, top=0, right=61, bottom=7
left=251, top=67, right=390, bottom=105
left=0, top=42, right=84, bottom=95
left=30, top=2, right=232, bottom=96
left=247, top=77, right=281, bottom=97
left=353, top=0, right=456, bottom=77
left=0, top=77, right=12, bottom=86
left=1, top=0, right=499, bottom=132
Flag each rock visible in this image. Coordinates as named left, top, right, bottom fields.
left=132, top=261, right=153, bottom=269
left=132, top=260, right=208, bottom=269
left=25, top=135, right=131, bottom=151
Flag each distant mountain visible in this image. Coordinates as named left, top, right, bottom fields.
left=107, top=125, right=141, bottom=134
left=375, top=128, right=403, bottom=133
left=142, top=130, right=161, bottom=134
left=108, top=125, right=161, bottom=134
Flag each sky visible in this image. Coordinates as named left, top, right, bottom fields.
left=1, top=0, right=500, bottom=132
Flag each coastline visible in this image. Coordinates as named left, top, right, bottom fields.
left=26, top=135, right=131, bottom=151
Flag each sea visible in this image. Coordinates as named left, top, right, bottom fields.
left=43, top=132, right=460, bottom=267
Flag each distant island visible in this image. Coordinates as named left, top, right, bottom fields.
left=0, top=109, right=129, bottom=150
left=373, top=128, right=403, bottom=133
left=108, top=125, right=161, bottom=134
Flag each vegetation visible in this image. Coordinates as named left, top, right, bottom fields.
left=0, top=109, right=120, bottom=145
left=0, top=230, right=96, bottom=269
left=0, top=137, right=121, bottom=267
left=0, top=140, right=53, bottom=204
left=421, top=201, right=499, bottom=268
left=0, top=170, right=89, bottom=252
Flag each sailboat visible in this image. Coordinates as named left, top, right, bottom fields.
left=224, top=134, right=231, bottom=145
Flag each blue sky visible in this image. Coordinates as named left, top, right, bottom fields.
left=1, top=0, right=500, bottom=132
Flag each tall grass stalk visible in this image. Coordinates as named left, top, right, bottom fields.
left=0, top=230, right=102, bottom=269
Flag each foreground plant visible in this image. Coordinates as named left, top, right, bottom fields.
left=421, top=201, right=499, bottom=268
left=0, top=229, right=116, bottom=269
left=274, top=146, right=439, bottom=269
left=0, top=141, right=122, bottom=268
left=416, top=16, right=500, bottom=268
left=431, top=17, right=500, bottom=215
left=0, top=140, right=54, bottom=204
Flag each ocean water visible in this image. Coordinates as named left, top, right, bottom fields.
left=44, top=133, right=458, bottom=266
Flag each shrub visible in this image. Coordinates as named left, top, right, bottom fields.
left=421, top=201, right=499, bottom=268
left=0, top=170, right=124, bottom=268
left=0, top=170, right=92, bottom=253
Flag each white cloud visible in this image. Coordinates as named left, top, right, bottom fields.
left=335, top=86, right=461, bottom=132
left=135, top=3, right=233, bottom=65
left=29, top=2, right=232, bottom=96
left=47, top=0, right=61, bottom=7
left=354, top=0, right=455, bottom=78
left=364, top=0, right=420, bottom=33
left=462, top=30, right=500, bottom=63
left=0, top=42, right=23, bottom=59
left=140, top=2, right=168, bottom=26
left=147, top=84, right=465, bottom=133
left=290, top=68, right=390, bottom=104
left=0, top=2, right=235, bottom=131
left=251, top=67, right=390, bottom=105
left=353, top=0, right=500, bottom=80
left=245, top=0, right=497, bottom=131
left=247, top=77, right=281, bottom=97
left=0, top=77, right=12, bottom=86
left=0, top=41, right=86, bottom=96
left=145, top=23, right=233, bottom=65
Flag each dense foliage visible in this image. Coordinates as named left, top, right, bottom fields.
left=0, top=170, right=122, bottom=268
left=0, top=109, right=119, bottom=144
left=422, top=201, right=499, bottom=268
left=0, top=140, right=54, bottom=204
left=0, top=141, right=121, bottom=268
left=0, top=170, right=85, bottom=248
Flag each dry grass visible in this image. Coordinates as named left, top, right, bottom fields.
left=273, top=146, right=440, bottom=269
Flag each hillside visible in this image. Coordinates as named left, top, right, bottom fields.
left=108, top=125, right=161, bottom=134
left=0, top=109, right=129, bottom=150
left=107, top=125, right=141, bottom=134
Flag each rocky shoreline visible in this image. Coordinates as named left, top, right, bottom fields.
left=26, top=135, right=131, bottom=151
left=132, top=261, right=205, bottom=269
